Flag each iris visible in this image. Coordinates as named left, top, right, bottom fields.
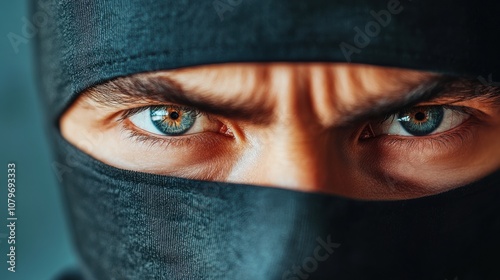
left=397, top=106, right=444, bottom=136
left=150, top=106, right=196, bottom=135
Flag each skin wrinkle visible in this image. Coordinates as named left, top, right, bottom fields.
left=231, top=66, right=327, bottom=191
left=160, top=65, right=277, bottom=125
left=84, top=65, right=499, bottom=126
left=60, top=63, right=500, bottom=200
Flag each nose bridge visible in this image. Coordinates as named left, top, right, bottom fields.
left=269, top=129, right=328, bottom=191
left=228, top=64, right=343, bottom=192
left=248, top=65, right=341, bottom=191
left=237, top=120, right=336, bottom=192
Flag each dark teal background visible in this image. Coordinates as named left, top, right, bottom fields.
left=0, top=1, right=77, bottom=279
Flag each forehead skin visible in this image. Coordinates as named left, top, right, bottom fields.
left=60, top=63, right=500, bottom=199
left=154, top=63, right=434, bottom=127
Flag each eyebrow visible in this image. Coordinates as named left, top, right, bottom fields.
left=89, top=74, right=275, bottom=124
left=87, top=72, right=500, bottom=126
left=336, top=75, right=500, bottom=125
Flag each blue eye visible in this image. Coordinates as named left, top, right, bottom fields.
left=397, top=106, right=444, bottom=136
left=150, top=106, right=196, bottom=135
left=369, top=105, right=470, bottom=137
left=127, top=105, right=225, bottom=137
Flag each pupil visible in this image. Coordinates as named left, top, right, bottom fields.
left=414, top=112, right=426, bottom=121
left=397, top=106, right=444, bottom=136
left=150, top=106, right=196, bottom=136
left=169, top=111, right=179, bottom=120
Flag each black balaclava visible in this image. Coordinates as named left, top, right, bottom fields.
left=33, top=1, right=500, bottom=279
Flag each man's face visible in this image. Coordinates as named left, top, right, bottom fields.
left=60, top=63, right=500, bottom=199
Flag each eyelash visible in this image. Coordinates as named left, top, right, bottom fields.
left=365, top=105, right=481, bottom=151
left=118, top=106, right=215, bottom=148
left=378, top=104, right=472, bottom=123
left=377, top=118, right=477, bottom=151
left=119, top=103, right=482, bottom=150
left=118, top=105, right=203, bottom=121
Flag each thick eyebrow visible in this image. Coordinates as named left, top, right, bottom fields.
left=337, top=75, right=500, bottom=125
left=86, top=72, right=500, bottom=126
left=87, top=73, right=275, bottom=124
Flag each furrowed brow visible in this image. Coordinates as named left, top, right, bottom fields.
left=86, top=72, right=500, bottom=127
left=85, top=74, right=275, bottom=124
